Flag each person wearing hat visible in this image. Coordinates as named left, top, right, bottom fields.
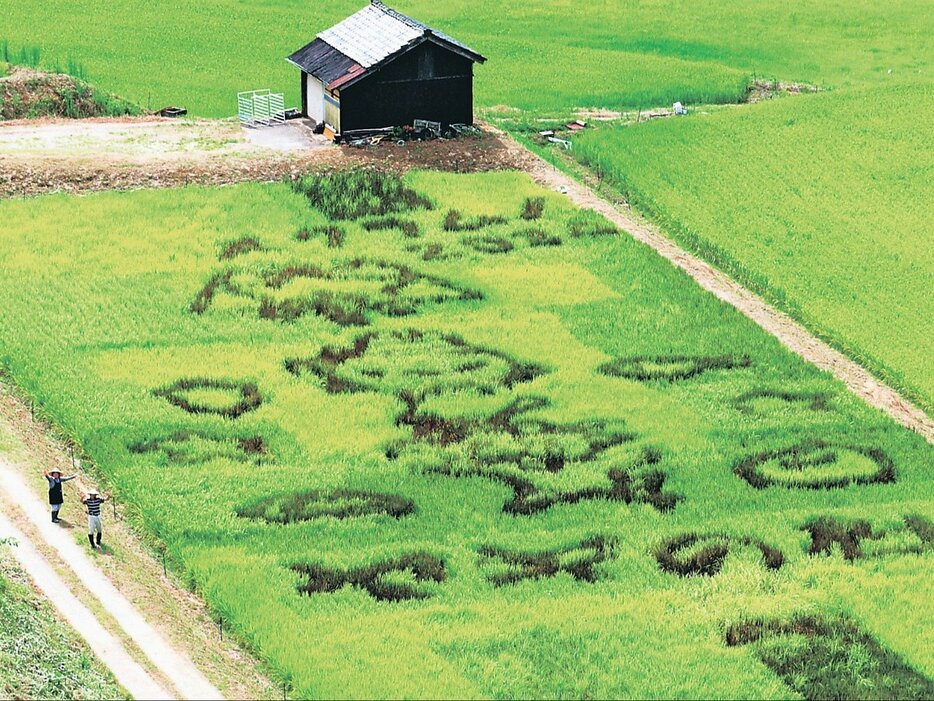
left=81, top=488, right=107, bottom=549
left=44, top=469, right=77, bottom=523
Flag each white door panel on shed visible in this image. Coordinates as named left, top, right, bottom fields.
left=306, top=74, right=325, bottom=123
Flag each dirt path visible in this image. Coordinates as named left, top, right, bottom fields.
left=0, top=381, right=278, bottom=699
left=0, top=116, right=327, bottom=160
left=0, top=509, right=171, bottom=699
left=492, top=128, right=934, bottom=444
left=0, top=117, right=527, bottom=198
left=0, top=455, right=222, bottom=699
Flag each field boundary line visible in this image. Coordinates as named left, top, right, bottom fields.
left=493, top=128, right=934, bottom=444
left=0, top=457, right=224, bottom=700
left=0, top=507, right=172, bottom=700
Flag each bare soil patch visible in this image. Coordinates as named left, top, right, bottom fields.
left=0, top=118, right=527, bottom=198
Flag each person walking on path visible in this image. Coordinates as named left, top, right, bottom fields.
left=44, top=469, right=77, bottom=522
left=81, top=488, right=107, bottom=549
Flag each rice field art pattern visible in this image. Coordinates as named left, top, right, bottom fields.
left=0, top=171, right=932, bottom=699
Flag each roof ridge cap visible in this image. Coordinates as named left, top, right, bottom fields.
left=371, top=0, right=429, bottom=32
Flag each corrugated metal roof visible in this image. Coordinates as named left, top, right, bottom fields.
left=286, top=38, right=363, bottom=85
left=287, top=2, right=486, bottom=90
left=375, top=2, right=483, bottom=63
left=318, top=3, right=423, bottom=68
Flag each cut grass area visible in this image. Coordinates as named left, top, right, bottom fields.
left=572, top=83, right=934, bottom=411
left=0, top=172, right=932, bottom=697
left=0, top=551, right=126, bottom=700
left=4, top=0, right=931, bottom=117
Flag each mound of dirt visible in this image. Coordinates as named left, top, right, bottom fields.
left=0, top=66, right=139, bottom=120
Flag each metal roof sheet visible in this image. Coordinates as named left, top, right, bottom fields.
left=287, top=2, right=486, bottom=90
left=286, top=38, right=363, bottom=85
left=375, top=2, right=484, bottom=62
left=318, top=3, right=423, bottom=68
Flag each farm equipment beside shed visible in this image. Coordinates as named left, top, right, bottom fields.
left=237, top=89, right=286, bottom=128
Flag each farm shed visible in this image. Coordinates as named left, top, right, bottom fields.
left=286, top=1, right=486, bottom=136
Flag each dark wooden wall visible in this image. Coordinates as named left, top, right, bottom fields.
left=339, top=41, right=475, bottom=132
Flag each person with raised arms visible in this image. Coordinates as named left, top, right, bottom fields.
left=44, top=468, right=77, bottom=523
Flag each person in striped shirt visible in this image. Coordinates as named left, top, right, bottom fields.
left=81, top=488, right=108, bottom=549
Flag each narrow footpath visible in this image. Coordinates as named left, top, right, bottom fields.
left=0, top=455, right=223, bottom=700
left=0, top=509, right=171, bottom=699
left=496, top=129, right=934, bottom=444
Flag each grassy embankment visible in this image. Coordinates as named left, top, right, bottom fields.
left=0, top=551, right=125, bottom=699
left=0, top=41, right=138, bottom=119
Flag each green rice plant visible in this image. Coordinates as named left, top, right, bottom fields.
left=16, top=44, right=41, bottom=68
left=478, top=535, right=616, bottom=586
left=655, top=533, right=784, bottom=577
left=190, top=258, right=481, bottom=326
left=733, top=388, right=832, bottom=414
left=519, top=197, right=545, bottom=221
left=600, top=354, right=751, bottom=382
left=285, top=329, right=544, bottom=399
left=0, top=40, right=86, bottom=78
left=572, top=84, right=934, bottom=410
left=152, top=378, right=263, bottom=419
left=461, top=234, right=513, bottom=254
left=520, top=226, right=562, bottom=248
left=292, top=169, right=432, bottom=221
left=128, top=430, right=269, bottom=465
left=442, top=209, right=509, bottom=232
left=3, top=0, right=931, bottom=122
left=361, top=216, right=420, bottom=238
left=801, top=515, right=934, bottom=561
left=65, top=57, right=86, bottom=80
left=218, top=236, right=265, bottom=260
left=734, top=440, right=896, bottom=490
left=726, top=616, right=934, bottom=700
left=0, top=173, right=931, bottom=698
left=292, top=552, right=446, bottom=602
left=566, top=211, right=618, bottom=239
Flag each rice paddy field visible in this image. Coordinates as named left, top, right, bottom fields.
left=571, top=82, right=934, bottom=411
left=3, top=0, right=929, bottom=117
left=0, top=171, right=932, bottom=698
left=4, top=0, right=931, bottom=411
